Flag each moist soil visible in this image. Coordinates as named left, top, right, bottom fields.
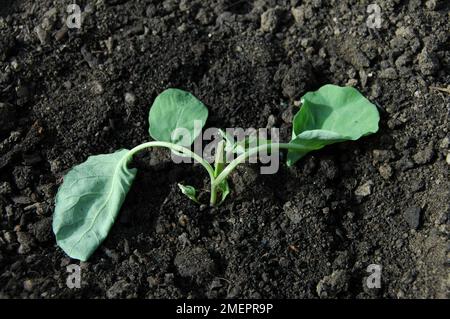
left=0, top=0, right=449, bottom=298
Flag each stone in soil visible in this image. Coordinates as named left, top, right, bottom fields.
left=291, top=5, right=313, bottom=26
left=124, top=92, right=136, bottom=105
left=404, top=207, right=422, bottom=230
left=395, top=157, right=415, bottom=172
left=0, top=182, right=12, bottom=195
left=354, top=181, right=373, bottom=197
left=283, top=201, right=302, bottom=224
left=16, top=232, right=35, bottom=254
left=413, top=145, right=435, bottom=165
left=418, top=48, right=440, bottom=76
left=378, top=164, right=393, bottom=180
left=260, top=8, right=282, bottom=33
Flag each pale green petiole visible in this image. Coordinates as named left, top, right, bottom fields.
left=210, top=140, right=226, bottom=206
left=123, top=140, right=215, bottom=184
left=212, top=143, right=315, bottom=189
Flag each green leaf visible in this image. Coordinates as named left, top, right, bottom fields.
left=149, top=88, right=208, bottom=147
left=52, top=150, right=137, bottom=261
left=178, top=184, right=200, bottom=203
left=217, top=180, right=230, bottom=205
left=287, top=85, right=379, bottom=166
left=287, top=130, right=347, bottom=166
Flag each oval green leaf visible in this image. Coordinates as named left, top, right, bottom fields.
left=217, top=179, right=230, bottom=205
left=149, top=88, right=208, bottom=147
left=52, top=150, right=137, bottom=261
left=178, top=184, right=200, bottom=204
left=287, top=85, right=380, bottom=166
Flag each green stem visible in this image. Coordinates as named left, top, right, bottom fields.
left=212, top=143, right=314, bottom=187
left=209, top=186, right=218, bottom=206
left=210, top=140, right=226, bottom=206
left=123, top=141, right=215, bottom=182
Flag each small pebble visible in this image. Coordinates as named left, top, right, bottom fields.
left=16, top=231, right=34, bottom=254
left=354, top=180, right=373, bottom=197
left=404, top=207, right=421, bottom=230
left=0, top=182, right=12, bottom=195
left=261, top=8, right=282, bottom=33
left=4, top=231, right=16, bottom=243
left=125, top=92, right=136, bottom=105
left=34, top=25, right=48, bottom=45
left=439, top=137, right=449, bottom=149
left=178, top=214, right=188, bottom=227
left=413, top=145, right=435, bottom=165
left=378, top=164, right=393, bottom=180
left=91, top=81, right=104, bottom=95
left=23, top=279, right=33, bottom=292
left=291, top=7, right=304, bottom=25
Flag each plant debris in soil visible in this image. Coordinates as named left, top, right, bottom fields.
left=0, top=0, right=449, bottom=299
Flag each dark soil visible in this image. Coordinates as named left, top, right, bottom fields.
left=0, top=0, right=449, bottom=299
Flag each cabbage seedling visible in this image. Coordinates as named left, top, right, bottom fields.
left=53, top=85, right=379, bottom=261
